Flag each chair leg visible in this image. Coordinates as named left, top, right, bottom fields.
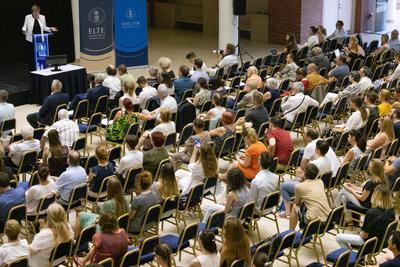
left=294, top=249, right=300, bottom=267
left=312, top=236, right=320, bottom=263
left=254, top=221, right=261, bottom=243
left=318, top=236, right=328, bottom=267
left=273, top=213, right=280, bottom=233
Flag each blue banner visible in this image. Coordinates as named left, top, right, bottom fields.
left=79, top=0, right=115, bottom=71
left=114, top=0, right=148, bottom=67
left=33, top=34, right=49, bottom=70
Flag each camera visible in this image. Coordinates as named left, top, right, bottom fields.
left=213, top=49, right=224, bottom=55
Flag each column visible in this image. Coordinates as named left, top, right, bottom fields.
left=71, top=0, right=80, bottom=60
left=218, top=0, right=238, bottom=49
left=387, top=0, right=396, bottom=31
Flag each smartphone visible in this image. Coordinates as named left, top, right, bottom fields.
left=194, top=137, right=201, bottom=147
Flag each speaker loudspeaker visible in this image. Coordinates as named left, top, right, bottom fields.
left=233, top=0, right=246, bottom=16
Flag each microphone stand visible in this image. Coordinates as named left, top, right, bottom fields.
left=236, top=15, right=254, bottom=66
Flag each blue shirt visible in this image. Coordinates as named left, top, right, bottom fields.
left=330, top=64, right=350, bottom=84
left=56, top=165, right=87, bottom=202
left=173, top=77, right=195, bottom=103
left=90, top=162, right=115, bottom=193
left=190, top=70, right=209, bottom=83
left=389, top=38, right=400, bottom=52
left=0, top=187, right=26, bottom=226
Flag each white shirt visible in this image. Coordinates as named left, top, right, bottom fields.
left=303, top=139, right=340, bottom=176
left=152, top=121, right=176, bottom=135
left=29, top=226, right=74, bottom=267
left=0, top=102, right=15, bottom=138
left=43, top=118, right=79, bottom=147
left=304, top=35, right=319, bottom=48
left=311, top=156, right=332, bottom=175
left=218, top=54, right=238, bottom=74
left=154, top=96, right=178, bottom=121
left=9, top=139, right=41, bottom=166
left=119, top=94, right=139, bottom=110
left=389, top=64, right=400, bottom=81
left=250, top=170, right=279, bottom=212
left=343, top=110, right=364, bottom=132
left=209, top=106, right=226, bottom=130
left=190, top=62, right=208, bottom=75
left=25, top=179, right=58, bottom=214
left=103, top=76, right=121, bottom=100
left=195, top=253, right=220, bottom=267
left=0, top=239, right=29, bottom=266
left=22, top=14, right=52, bottom=42
left=138, top=86, right=157, bottom=110
left=117, top=150, right=143, bottom=177
left=281, top=93, right=319, bottom=123
left=359, top=76, right=373, bottom=92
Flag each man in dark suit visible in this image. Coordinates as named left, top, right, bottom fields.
left=27, top=79, right=69, bottom=128
left=69, top=73, right=109, bottom=114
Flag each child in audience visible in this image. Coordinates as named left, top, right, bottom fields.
left=154, top=243, right=173, bottom=267
left=0, top=220, right=29, bottom=267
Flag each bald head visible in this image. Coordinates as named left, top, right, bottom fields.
left=51, top=79, right=62, bottom=92
left=307, top=63, right=318, bottom=74
left=68, top=150, right=81, bottom=166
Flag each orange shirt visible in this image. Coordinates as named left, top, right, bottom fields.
left=306, top=72, right=329, bottom=89
left=238, top=141, right=268, bottom=179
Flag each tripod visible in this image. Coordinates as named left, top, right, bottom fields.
left=236, top=15, right=254, bottom=66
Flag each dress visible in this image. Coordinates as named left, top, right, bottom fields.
left=48, top=145, right=69, bottom=176
left=89, top=162, right=115, bottom=194
left=92, top=230, right=128, bottom=265
left=107, top=112, right=138, bottom=142
left=238, top=141, right=268, bottom=179
left=211, top=126, right=235, bottom=154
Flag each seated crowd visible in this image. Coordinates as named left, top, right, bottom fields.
left=2, top=21, right=400, bottom=267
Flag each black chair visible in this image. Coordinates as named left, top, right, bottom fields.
left=98, top=258, right=114, bottom=267
left=278, top=79, right=290, bottom=91
left=122, top=167, right=142, bottom=197
left=61, top=183, right=88, bottom=216
left=72, top=136, right=87, bottom=155
left=74, top=224, right=96, bottom=255
left=160, top=195, right=180, bottom=233
left=51, top=104, right=68, bottom=125
left=131, top=204, right=162, bottom=245
left=198, top=210, right=225, bottom=236
left=108, top=145, right=122, bottom=164
left=269, top=98, right=282, bottom=117
left=142, top=118, right=156, bottom=132
left=203, top=176, right=218, bottom=203
left=72, top=99, right=89, bottom=121
left=199, top=99, right=213, bottom=113
left=93, top=95, right=108, bottom=114
left=176, top=123, right=193, bottom=151
left=117, top=213, right=130, bottom=232
left=79, top=112, right=103, bottom=144
left=145, top=96, right=160, bottom=112
left=254, top=191, right=281, bottom=236
left=178, top=183, right=204, bottom=226
left=139, top=235, right=160, bottom=265
left=13, top=150, right=38, bottom=182
left=0, top=118, right=16, bottom=137
left=7, top=257, right=29, bottom=267
left=164, top=132, right=177, bottom=148
left=49, top=239, right=73, bottom=267
left=120, top=248, right=140, bottom=267
left=230, top=259, right=245, bottom=267
left=181, top=89, right=193, bottom=103
left=257, top=122, right=269, bottom=140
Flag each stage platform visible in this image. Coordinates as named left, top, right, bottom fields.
left=0, top=62, right=29, bottom=106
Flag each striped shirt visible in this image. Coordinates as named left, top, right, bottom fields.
left=44, top=118, right=79, bottom=147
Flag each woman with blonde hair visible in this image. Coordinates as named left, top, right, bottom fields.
left=158, top=57, right=175, bottom=79
left=378, top=89, right=393, bottom=117
left=220, top=218, right=251, bottom=267
left=119, top=82, right=138, bottom=110
left=176, top=144, right=218, bottom=196
left=233, top=127, right=267, bottom=179
left=367, top=117, right=395, bottom=157
left=344, top=36, right=365, bottom=69
left=335, top=159, right=387, bottom=224
left=28, top=203, right=74, bottom=267
left=335, top=184, right=395, bottom=250
left=152, top=162, right=179, bottom=202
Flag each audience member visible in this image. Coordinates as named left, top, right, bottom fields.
left=367, top=117, right=394, bottom=157
left=42, top=130, right=68, bottom=176
left=107, top=98, right=139, bottom=142
left=116, top=135, right=143, bottom=178
left=0, top=219, right=29, bottom=266
left=209, top=111, right=235, bottom=154
left=5, top=126, right=41, bottom=168
left=27, top=79, right=69, bottom=128
left=364, top=91, right=379, bottom=132
left=358, top=67, right=373, bottom=91
left=28, top=203, right=74, bottom=267
left=210, top=43, right=238, bottom=76
left=265, top=116, right=294, bottom=165
left=147, top=66, right=160, bottom=86
left=385, top=155, right=400, bottom=187
left=321, top=71, right=364, bottom=105
left=328, top=55, right=350, bottom=85
left=103, top=65, right=121, bottom=101
left=174, top=65, right=195, bottom=103
left=117, top=64, right=135, bottom=88
left=302, top=26, right=319, bottom=48
left=189, top=78, right=211, bottom=109
left=0, top=172, right=25, bottom=230
left=137, top=76, right=158, bottom=110
left=284, top=33, right=298, bottom=53
left=344, top=36, right=365, bottom=69
left=307, top=47, right=330, bottom=70
left=279, top=53, right=298, bottom=81
left=158, top=57, right=175, bottom=79
left=151, top=84, right=178, bottom=120
left=332, top=96, right=368, bottom=133
left=380, top=231, right=400, bottom=266
left=306, top=63, right=329, bottom=89
left=373, top=34, right=390, bottom=56
left=393, top=108, right=400, bottom=138
left=188, top=230, right=220, bottom=267
left=142, top=132, right=169, bottom=177
left=42, top=109, right=79, bottom=148
left=245, top=66, right=263, bottom=89
left=191, top=59, right=209, bottom=83
left=237, top=91, right=269, bottom=131
left=55, top=150, right=87, bottom=203
left=160, top=71, right=175, bottom=95
left=0, top=90, right=15, bottom=139
left=155, top=243, right=173, bottom=267
left=198, top=93, right=226, bottom=130
left=389, top=29, right=400, bottom=52
left=339, top=129, right=366, bottom=176
left=378, top=89, right=393, bottom=117
left=263, top=78, right=280, bottom=111
left=317, top=25, right=327, bottom=44
left=250, top=152, right=279, bottom=213
left=235, top=80, right=257, bottom=110
left=176, top=144, right=217, bottom=195
left=119, top=82, right=138, bottom=110
left=128, top=171, right=159, bottom=233
left=151, top=162, right=179, bottom=202
left=326, top=20, right=347, bottom=46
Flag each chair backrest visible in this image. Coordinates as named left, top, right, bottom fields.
left=371, top=146, right=383, bottom=159
left=257, top=122, right=269, bottom=139
left=142, top=118, right=156, bottom=132
left=98, top=258, right=114, bottom=267
left=354, top=237, right=378, bottom=266
left=354, top=154, right=369, bottom=172
left=0, top=118, right=16, bottom=135
left=230, top=76, right=241, bottom=89
left=334, top=96, right=348, bottom=116
left=185, top=183, right=204, bottom=209
left=299, top=218, right=321, bottom=246
left=241, top=61, right=250, bottom=73
left=18, top=150, right=38, bottom=174
left=181, top=89, right=193, bottom=102
left=261, top=191, right=281, bottom=214
left=305, top=106, right=318, bottom=125
left=94, top=95, right=108, bottom=114
left=88, top=112, right=103, bottom=128
left=253, top=57, right=263, bottom=69
left=206, top=210, right=225, bottom=230
left=36, top=194, right=56, bottom=216
left=178, top=223, right=199, bottom=249
left=269, top=98, right=282, bottom=117
left=74, top=224, right=96, bottom=255
left=238, top=201, right=255, bottom=222
left=200, top=99, right=213, bottom=113
left=376, top=220, right=399, bottom=253
left=386, top=139, right=399, bottom=157
left=66, top=183, right=87, bottom=210
left=117, top=213, right=130, bottom=232
left=29, top=171, right=40, bottom=187
left=7, top=257, right=28, bottom=267
left=164, top=132, right=177, bottom=147
left=119, top=248, right=140, bottom=267
left=279, top=79, right=290, bottom=91
left=139, top=204, right=161, bottom=233
left=274, top=231, right=296, bottom=260
left=84, top=155, right=98, bottom=174
left=318, top=67, right=327, bottom=77
left=123, top=167, right=142, bottom=193
left=72, top=136, right=86, bottom=152
left=334, top=162, right=349, bottom=187
left=108, top=145, right=122, bottom=163
left=73, top=100, right=89, bottom=121
left=319, top=171, right=333, bottom=189
left=140, top=235, right=160, bottom=256
left=334, top=131, right=349, bottom=152
left=125, top=123, right=139, bottom=137
left=319, top=101, right=333, bottom=116
left=230, top=258, right=245, bottom=267
left=177, top=123, right=193, bottom=146
left=53, top=104, right=68, bottom=124
left=217, top=135, right=235, bottom=158
left=216, top=67, right=224, bottom=78
left=204, top=176, right=217, bottom=192
left=286, top=149, right=303, bottom=169
left=333, top=250, right=351, bottom=267
left=161, top=195, right=179, bottom=216
left=108, top=108, right=121, bottom=122
left=367, top=118, right=380, bottom=138
left=391, top=177, right=400, bottom=193
left=232, top=132, right=243, bottom=153
left=320, top=205, right=344, bottom=235
left=291, top=110, right=306, bottom=129
left=49, top=240, right=73, bottom=266
left=7, top=204, right=26, bottom=223
left=154, top=158, right=171, bottom=181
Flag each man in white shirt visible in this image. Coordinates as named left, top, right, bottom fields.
left=0, top=90, right=15, bottom=139
left=137, top=76, right=157, bottom=110
left=310, top=140, right=332, bottom=175
left=250, top=152, right=279, bottom=213
left=190, top=59, right=209, bottom=83
left=116, top=135, right=143, bottom=178
left=186, top=51, right=208, bottom=75
left=147, top=84, right=177, bottom=121
left=326, top=20, right=347, bottom=46
left=209, top=43, right=238, bottom=76
left=102, top=65, right=121, bottom=100
left=42, top=109, right=79, bottom=147
left=301, top=128, right=340, bottom=176
left=358, top=67, right=373, bottom=92
left=281, top=82, right=319, bottom=129
left=5, top=126, right=41, bottom=167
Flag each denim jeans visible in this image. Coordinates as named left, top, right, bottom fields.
left=336, top=233, right=365, bottom=250
left=281, top=180, right=300, bottom=202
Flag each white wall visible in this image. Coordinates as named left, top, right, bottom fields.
left=323, top=0, right=338, bottom=34
left=71, top=0, right=80, bottom=60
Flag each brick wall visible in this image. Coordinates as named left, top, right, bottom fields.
left=268, top=0, right=323, bottom=45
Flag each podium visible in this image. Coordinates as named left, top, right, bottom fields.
left=33, top=34, right=50, bottom=71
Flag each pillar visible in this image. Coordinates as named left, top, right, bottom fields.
left=218, top=0, right=238, bottom=50
left=387, top=0, right=396, bottom=31
left=71, top=0, right=80, bottom=60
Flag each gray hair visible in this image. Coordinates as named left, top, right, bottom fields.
left=266, top=78, right=277, bottom=89
left=158, top=84, right=169, bottom=99
left=51, top=79, right=62, bottom=91
left=58, top=109, right=69, bottom=120
left=312, top=47, right=323, bottom=56
left=21, top=126, right=34, bottom=140
left=247, top=66, right=258, bottom=74
left=0, top=89, right=8, bottom=102
left=148, top=66, right=159, bottom=77
left=94, top=73, right=106, bottom=84
left=292, top=82, right=304, bottom=93
left=248, top=80, right=258, bottom=90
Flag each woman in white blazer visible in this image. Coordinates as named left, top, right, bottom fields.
left=21, top=5, right=57, bottom=43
